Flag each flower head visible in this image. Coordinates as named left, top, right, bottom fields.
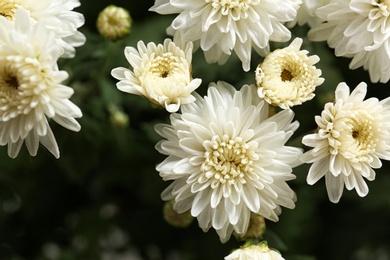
left=308, top=0, right=390, bottom=83
left=301, top=82, right=390, bottom=203
left=111, top=38, right=202, bottom=113
left=0, top=0, right=86, bottom=58
left=256, top=38, right=324, bottom=109
left=225, top=241, right=285, bottom=260
left=97, top=5, right=132, bottom=40
left=150, top=0, right=301, bottom=71
left=155, top=81, right=302, bottom=242
left=0, top=8, right=82, bottom=158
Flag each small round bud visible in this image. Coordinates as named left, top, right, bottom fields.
left=97, top=5, right=132, bottom=40
left=108, top=105, right=129, bottom=129
left=234, top=213, right=266, bottom=241
left=163, top=200, right=193, bottom=228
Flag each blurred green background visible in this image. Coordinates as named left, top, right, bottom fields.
left=0, top=0, right=390, bottom=259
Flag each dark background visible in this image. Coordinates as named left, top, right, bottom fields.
left=0, top=1, right=389, bottom=259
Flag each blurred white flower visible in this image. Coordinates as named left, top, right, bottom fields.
left=150, top=0, right=301, bottom=72
left=256, top=38, right=324, bottom=109
left=155, top=81, right=302, bottom=242
left=301, top=82, right=390, bottom=203
left=0, top=0, right=86, bottom=58
left=308, top=0, right=390, bottom=83
left=111, top=39, right=202, bottom=113
left=0, top=8, right=82, bottom=158
left=287, top=0, right=330, bottom=28
left=225, top=241, right=285, bottom=260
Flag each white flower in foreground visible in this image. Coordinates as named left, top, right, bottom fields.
left=0, top=8, right=82, bottom=158
left=256, top=38, right=324, bottom=109
left=155, top=81, right=302, bottom=242
left=111, top=39, right=201, bottom=113
left=301, top=82, right=390, bottom=203
left=0, top=0, right=86, bottom=58
left=287, top=0, right=330, bottom=28
left=150, top=0, right=301, bottom=72
left=308, top=0, right=390, bottom=83
left=225, top=241, right=285, bottom=260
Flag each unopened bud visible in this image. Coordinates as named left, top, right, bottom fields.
left=234, top=213, right=266, bottom=241
left=163, top=200, right=193, bottom=228
left=108, top=104, right=129, bottom=128
left=97, top=5, right=132, bottom=40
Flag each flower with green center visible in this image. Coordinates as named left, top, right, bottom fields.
left=301, top=82, right=390, bottom=203
left=155, top=81, right=302, bottom=242
left=150, top=0, right=301, bottom=71
left=0, top=8, right=82, bottom=158
left=111, top=38, right=201, bottom=113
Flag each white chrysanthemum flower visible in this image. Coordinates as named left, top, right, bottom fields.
left=0, top=8, right=82, bottom=158
left=225, top=241, right=285, bottom=260
left=288, top=0, right=330, bottom=28
left=155, top=81, right=302, bottom=242
left=0, top=0, right=86, bottom=58
left=256, top=38, right=324, bottom=109
left=301, top=82, right=390, bottom=203
left=150, top=0, right=301, bottom=72
left=308, top=0, right=390, bottom=83
left=111, top=38, right=202, bottom=113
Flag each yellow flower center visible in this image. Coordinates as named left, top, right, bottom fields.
left=281, top=69, right=293, bottom=82
left=0, top=0, right=22, bottom=20
left=201, top=134, right=256, bottom=187
left=149, top=53, right=181, bottom=79
left=206, top=0, right=260, bottom=18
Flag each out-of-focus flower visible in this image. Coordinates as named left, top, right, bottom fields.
left=287, top=0, right=330, bottom=28
left=155, top=81, right=302, bottom=242
left=301, top=82, right=390, bottom=203
left=150, top=0, right=301, bottom=72
left=97, top=5, right=132, bottom=40
left=225, top=241, right=285, bottom=260
left=0, top=0, right=86, bottom=58
left=308, top=0, right=390, bottom=83
left=111, top=38, right=202, bottom=113
left=0, top=8, right=82, bottom=158
left=256, top=38, right=324, bottom=109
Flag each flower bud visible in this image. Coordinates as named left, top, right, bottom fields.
left=97, top=5, right=132, bottom=40
left=234, top=213, right=266, bottom=241
left=163, top=200, right=193, bottom=228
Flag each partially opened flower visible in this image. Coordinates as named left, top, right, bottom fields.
left=308, top=0, right=390, bottom=83
left=150, top=0, right=301, bottom=72
left=301, top=82, right=390, bottom=203
left=97, top=5, right=132, bottom=40
left=0, top=0, right=86, bottom=58
left=111, top=38, right=201, bottom=113
left=0, top=8, right=82, bottom=158
left=155, top=81, right=302, bottom=242
left=256, top=38, right=324, bottom=109
left=225, top=241, right=285, bottom=260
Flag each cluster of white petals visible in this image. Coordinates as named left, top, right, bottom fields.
left=225, top=242, right=285, bottom=260
left=288, top=0, right=330, bottom=27
left=0, top=8, right=82, bottom=158
left=0, top=0, right=86, bottom=58
left=150, top=0, right=301, bottom=71
left=256, top=38, right=324, bottom=109
left=111, top=38, right=202, bottom=113
left=301, top=82, right=390, bottom=203
left=309, top=0, right=390, bottom=83
left=155, top=81, right=302, bottom=242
